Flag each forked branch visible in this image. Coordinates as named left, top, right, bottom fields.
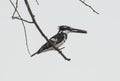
left=24, top=0, right=71, bottom=61
left=9, top=0, right=99, bottom=61
left=9, top=0, right=31, bottom=56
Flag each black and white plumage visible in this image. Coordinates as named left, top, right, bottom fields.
left=31, top=25, right=87, bottom=57
left=37, top=33, right=67, bottom=53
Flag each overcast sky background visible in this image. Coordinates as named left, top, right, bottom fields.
left=0, top=0, right=120, bottom=81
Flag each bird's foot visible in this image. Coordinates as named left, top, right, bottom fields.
left=59, top=47, right=65, bottom=50
left=66, top=58, right=71, bottom=61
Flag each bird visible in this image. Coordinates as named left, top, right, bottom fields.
left=31, top=25, right=87, bottom=57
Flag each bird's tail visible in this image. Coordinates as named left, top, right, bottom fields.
left=31, top=52, right=37, bottom=57
left=31, top=50, right=41, bottom=57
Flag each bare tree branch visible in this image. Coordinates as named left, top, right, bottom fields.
left=79, top=0, right=99, bottom=14
left=24, top=0, right=71, bottom=61
left=9, top=0, right=98, bottom=61
left=12, top=0, right=18, bottom=17
left=10, top=0, right=32, bottom=23
left=36, top=0, right=39, bottom=5
left=12, top=16, right=33, bottom=23
left=9, top=0, right=31, bottom=56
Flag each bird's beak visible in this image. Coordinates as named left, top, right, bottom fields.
left=70, top=28, right=87, bottom=34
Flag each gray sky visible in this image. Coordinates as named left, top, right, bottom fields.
left=0, top=0, right=120, bottom=81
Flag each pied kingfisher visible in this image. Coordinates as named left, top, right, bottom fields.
left=31, top=25, right=87, bottom=57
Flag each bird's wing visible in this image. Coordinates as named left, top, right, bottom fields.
left=37, top=34, right=65, bottom=53
left=50, top=33, right=65, bottom=44
left=39, top=36, right=58, bottom=52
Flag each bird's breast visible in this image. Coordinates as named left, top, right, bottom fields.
left=55, top=34, right=67, bottom=48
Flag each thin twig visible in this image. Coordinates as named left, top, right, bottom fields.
left=11, top=0, right=32, bottom=23
left=12, top=0, right=18, bottom=16
left=59, top=47, right=65, bottom=51
left=12, top=16, right=33, bottom=23
left=9, top=0, right=31, bottom=56
left=24, top=0, right=71, bottom=61
left=36, top=0, right=39, bottom=5
left=79, top=0, right=99, bottom=14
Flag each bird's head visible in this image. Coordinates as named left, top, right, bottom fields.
left=58, top=25, right=87, bottom=34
